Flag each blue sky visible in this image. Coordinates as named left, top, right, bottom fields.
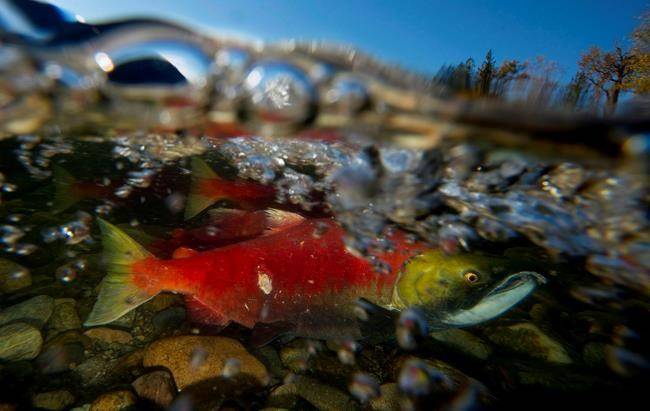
left=54, top=0, right=648, bottom=80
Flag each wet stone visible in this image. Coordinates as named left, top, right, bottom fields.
left=0, top=295, right=54, bottom=328
left=430, top=329, right=493, bottom=360
left=131, top=370, right=176, bottom=408
left=368, top=383, right=401, bottom=411
left=89, top=390, right=136, bottom=411
left=0, top=258, right=31, bottom=293
left=252, top=345, right=286, bottom=380
left=142, top=335, right=268, bottom=389
left=84, top=327, right=132, bottom=344
left=0, top=322, right=43, bottom=361
left=152, top=306, right=186, bottom=332
left=31, top=390, right=75, bottom=411
left=36, top=331, right=87, bottom=374
left=48, top=299, right=81, bottom=334
left=484, top=322, right=572, bottom=365
left=74, top=356, right=118, bottom=387
left=268, top=375, right=359, bottom=411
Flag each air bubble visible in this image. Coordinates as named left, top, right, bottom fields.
left=55, top=264, right=77, bottom=283
left=241, top=61, right=316, bottom=128
left=190, top=346, right=208, bottom=368
left=349, top=372, right=381, bottom=403
left=396, top=307, right=429, bottom=350
left=221, top=358, right=241, bottom=378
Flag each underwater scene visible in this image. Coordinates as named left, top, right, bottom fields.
left=0, top=1, right=649, bottom=410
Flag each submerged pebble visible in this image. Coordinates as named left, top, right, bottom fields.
left=0, top=258, right=31, bottom=293
left=131, top=370, right=176, bottom=408
left=142, top=335, right=268, bottom=389
left=83, top=327, right=132, bottom=344
left=31, top=390, right=75, bottom=411
left=484, top=322, right=572, bottom=364
left=89, top=390, right=136, bottom=411
left=0, top=295, right=54, bottom=328
left=48, top=299, right=82, bottom=334
left=430, top=329, right=493, bottom=360
left=268, top=375, right=359, bottom=411
left=0, top=322, right=43, bottom=361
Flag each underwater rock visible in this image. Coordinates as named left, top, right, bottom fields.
left=0, top=258, right=31, bottom=293
left=131, top=370, right=176, bottom=408
left=0, top=322, right=43, bottom=361
left=48, top=299, right=82, bottom=334
left=31, top=390, right=75, bottom=410
left=369, top=383, right=401, bottom=411
left=152, top=306, right=186, bottom=332
left=484, top=322, right=572, bottom=365
left=74, top=356, right=118, bottom=387
left=142, top=335, right=268, bottom=389
left=83, top=327, right=132, bottom=344
left=267, top=375, right=359, bottom=411
left=252, top=345, right=286, bottom=380
left=36, top=331, right=88, bottom=374
left=430, top=329, right=493, bottom=360
left=0, top=295, right=54, bottom=328
left=89, top=390, right=136, bottom=411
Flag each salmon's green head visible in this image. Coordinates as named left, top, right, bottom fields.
left=391, top=249, right=545, bottom=328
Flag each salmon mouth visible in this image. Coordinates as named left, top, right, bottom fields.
left=439, top=271, right=546, bottom=328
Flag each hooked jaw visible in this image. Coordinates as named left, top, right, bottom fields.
left=440, top=271, right=546, bottom=328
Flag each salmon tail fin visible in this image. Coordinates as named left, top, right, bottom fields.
left=185, top=157, right=222, bottom=220
left=51, top=165, right=80, bottom=212
left=84, top=218, right=157, bottom=326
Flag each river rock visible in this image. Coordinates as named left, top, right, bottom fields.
left=484, top=322, right=572, bottom=364
left=75, top=356, right=118, bottom=387
left=132, top=370, right=176, bottom=407
left=430, top=329, right=493, bottom=360
left=142, top=335, right=268, bottom=389
left=0, top=295, right=54, bottom=328
left=31, top=390, right=75, bottom=410
left=90, top=390, right=136, bottom=411
left=0, top=258, right=31, bottom=293
left=369, top=383, right=401, bottom=411
left=48, top=299, right=81, bottom=333
left=84, top=327, right=132, bottom=344
left=0, top=322, right=43, bottom=361
left=36, top=331, right=87, bottom=374
left=268, top=375, right=359, bottom=411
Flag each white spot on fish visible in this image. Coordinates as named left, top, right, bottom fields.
left=258, top=272, right=273, bottom=295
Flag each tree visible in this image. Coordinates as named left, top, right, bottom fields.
left=476, top=50, right=497, bottom=96
left=561, top=71, right=593, bottom=110
left=493, top=59, right=528, bottom=97
left=628, top=12, right=650, bottom=94
left=579, top=46, right=636, bottom=115
left=435, top=58, right=475, bottom=94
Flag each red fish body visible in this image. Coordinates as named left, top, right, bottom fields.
left=150, top=208, right=305, bottom=256
left=87, top=218, right=425, bottom=339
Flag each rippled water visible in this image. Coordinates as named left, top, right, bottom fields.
left=0, top=2, right=648, bottom=411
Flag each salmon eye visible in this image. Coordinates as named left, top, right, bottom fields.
left=464, top=272, right=480, bottom=284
